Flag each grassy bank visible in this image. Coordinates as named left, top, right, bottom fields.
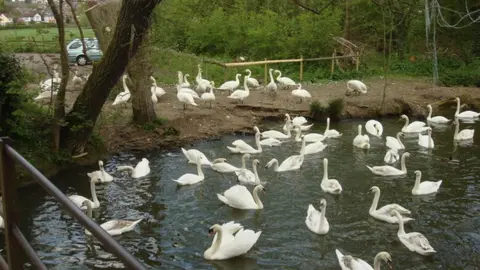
left=0, top=27, right=95, bottom=53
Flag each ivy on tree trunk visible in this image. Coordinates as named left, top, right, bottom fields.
left=60, top=0, right=163, bottom=155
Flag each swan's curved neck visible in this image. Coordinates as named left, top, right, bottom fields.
left=210, top=228, right=223, bottom=255
left=90, top=180, right=99, bottom=206
left=322, top=161, right=329, bottom=181
left=396, top=133, right=404, bottom=148
left=252, top=162, right=260, bottom=183
left=294, top=128, right=301, bottom=141
left=428, top=131, right=433, bottom=148
left=427, top=106, right=433, bottom=118
left=122, top=77, right=129, bottom=92
left=369, top=191, right=380, bottom=213
left=255, top=135, right=262, bottom=152
left=196, top=159, right=204, bottom=177
left=244, top=77, right=249, bottom=93
left=325, top=119, right=330, bottom=132
left=271, top=159, right=279, bottom=171
left=373, top=254, right=382, bottom=270
left=455, top=99, right=461, bottom=115
left=413, top=173, right=421, bottom=191
left=252, top=186, right=264, bottom=208
left=247, top=70, right=251, bottom=77
left=402, top=117, right=409, bottom=129
left=241, top=155, right=248, bottom=169
left=358, top=125, right=362, bottom=136
left=395, top=213, right=406, bottom=235
left=276, top=70, right=282, bottom=79
left=319, top=205, right=327, bottom=227
left=454, top=121, right=459, bottom=137
left=300, top=138, right=306, bottom=154
left=197, top=66, right=202, bottom=79
left=400, top=155, right=407, bottom=173
left=184, top=75, right=189, bottom=83
left=268, top=70, right=274, bottom=82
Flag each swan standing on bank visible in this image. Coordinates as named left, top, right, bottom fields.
left=87, top=160, right=114, bottom=183
left=346, top=79, right=367, bottom=95
left=291, top=84, right=312, bottom=103
left=204, top=222, right=262, bottom=260
left=392, top=210, right=436, bottom=256
left=219, top=73, right=241, bottom=93
left=335, top=249, right=393, bottom=270
left=418, top=127, right=434, bottom=149
left=353, top=125, right=370, bottom=149
left=412, top=170, right=442, bottom=195
left=324, top=118, right=342, bottom=138
left=227, top=75, right=250, bottom=103
left=321, top=158, right=343, bottom=194
left=177, top=88, right=198, bottom=110
left=266, top=68, right=278, bottom=96
left=112, top=74, right=131, bottom=107
left=305, top=199, right=329, bottom=235
left=275, top=70, right=296, bottom=89
left=366, top=152, right=410, bottom=176
left=68, top=178, right=100, bottom=209
left=365, top=119, right=383, bottom=137
left=227, top=132, right=262, bottom=154
left=386, top=132, right=405, bottom=151
left=368, top=186, right=413, bottom=224
left=217, top=184, right=266, bottom=210
left=384, top=148, right=399, bottom=164
left=180, top=73, right=191, bottom=88
left=201, top=85, right=216, bottom=108
left=181, top=148, right=212, bottom=166
left=150, top=76, right=166, bottom=99
left=173, top=155, right=205, bottom=185
left=453, top=119, right=475, bottom=141
left=426, top=104, right=450, bottom=123
left=117, top=158, right=151, bottom=178
left=82, top=200, right=142, bottom=236
left=454, top=97, right=480, bottom=119
left=210, top=158, right=240, bottom=173
left=400, top=114, right=429, bottom=133
left=245, top=69, right=260, bottom=88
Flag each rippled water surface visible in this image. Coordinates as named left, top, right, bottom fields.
left=12, top=119, right=480, bottom=269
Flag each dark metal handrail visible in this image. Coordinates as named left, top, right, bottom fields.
left=0, top=137, right=146, bottom=270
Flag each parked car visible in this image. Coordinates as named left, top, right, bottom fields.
left=67, top=38, right=103, bottom=66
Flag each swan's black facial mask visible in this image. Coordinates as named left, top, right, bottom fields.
left=208, top=228, right=215, bottom=236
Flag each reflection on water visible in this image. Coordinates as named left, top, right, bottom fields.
left=11, top=118, right=480, bottom=269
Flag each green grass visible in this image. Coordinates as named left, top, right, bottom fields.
left=0, top=27, right=95, bottom=53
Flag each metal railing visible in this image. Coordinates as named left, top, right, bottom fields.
left=0, top=137, right=146, bottom=270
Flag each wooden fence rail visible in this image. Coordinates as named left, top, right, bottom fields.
left=204, top=50, right=361, bottom=83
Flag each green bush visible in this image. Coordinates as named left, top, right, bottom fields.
left=441, top=69, right=480, bottom=87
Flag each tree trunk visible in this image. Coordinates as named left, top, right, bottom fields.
left=47, top=0, right=69, bottom=152
left=60, top=0, right=163, bottom=155
left=127, top=39, right=157, bottom=124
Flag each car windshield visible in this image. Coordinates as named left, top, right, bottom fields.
left=69, top=39, right=98, bottom=50
left=68, top=40, right=82, bottom=50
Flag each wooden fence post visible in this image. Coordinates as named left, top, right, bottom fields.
left=264, top=58, right=267, bottom=85
left=300, top=55, right=304, bottom=81
left=0, top=138, right=24, bottom=269
left=331, top=49, right=336, bottom=76
left=356, top=51, right=360, bottom=71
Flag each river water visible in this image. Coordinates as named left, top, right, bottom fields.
left=11, top=118, right=480, bottom=269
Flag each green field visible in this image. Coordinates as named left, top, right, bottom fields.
left=0, top=27, right=95, bottom=52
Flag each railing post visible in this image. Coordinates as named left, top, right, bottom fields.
left=0, top=137, right=24, bottom=269
left=299, top=55, right=304, bottom=82
left=264, top=58, right=267, bottom=87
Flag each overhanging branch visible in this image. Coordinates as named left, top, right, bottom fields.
left=290, top=0, right=339, bottom=15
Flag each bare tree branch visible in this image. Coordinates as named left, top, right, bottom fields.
left=65, top=0, right=89, bottom=63
left=290, top=0, right=339, bottom=15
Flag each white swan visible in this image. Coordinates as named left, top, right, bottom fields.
left=385, top=132, right=405, bottom=150
left=112, top=74, right=131, bottom=107
left=227, top=75, right=249, bottom=103
left=346, top=79, right=367, bottom=95
left=177, top=90, right=197, bottom=110
left=335, top=249, right=392, bottom=270
left=72, top=70, right=83, bottom=86
left=195, top=64, right=212, bottom=89
left=365, top=119, right=383, bottom=137
left=68, top=178, right=99, bottom=209
left=353, top=125, right=370, bottom=149
left=454, top=97, right=480, bottom=119
left=201, top=84, right=216, bottom=108
left=261, top=124, right=293, bottom=139
left=245, top=69, right=260, bottom=88
left=266, top=68, right=277, bottom=95
left=117, top=158, right=151, bottom=178
left=294, top=126, right=326, bottom=143
left=400, top=114, right=429, bottom=133
left=274, top=70, right=296, bottom=88
left=87, top=160, right=113, bottom=183
left=369, top=186, right=413, bottom=224
left=181, top=148, right=212, bottom=166
left=235, top=154, right=255, bottom=183
left=150, top=76, right=166, bottom=99
left=82, top=200, right=142, bottom=236
left=412, top=170, right=442, bottom=195
left=324, top=117, right=342, bottom=138
left=173, top=155, right=204, bottom=185
left=217, top=184, right=266, bottom=210
left=453, top=119, right=475, bottom=141
left=227, top=132, right=262, bottom=154
left=284, top=114, right=313, bottom=132
left=321, top=158, right=342, bottom=194
left=259, top=137, right=282, bottom=146
left=366, top=152, right=410, bottom=176
left=305, top=199, right=329, bottom=235
left=151, top=87, right=158, bottom=103
left=34, top=90, right=58, bottom=101
left=418, top=127, right=434, bottom=149
left=426, top=104, right=449, bottom=123
left=210, top=158, right=240, bottom=173
left=180, top=73, right=191, bottom=88
left=177, top=85, right=200, bottom=99
left=219, top=73, right=241, bottom=92
left=204, top=222, right=261, bottom=260
left=40, top=70, right=61, bottom=90
left=392, top=210, right=436, bottom=256
left=265, top=153, right=304, bottom=172
left=383, top=148, right=399, bottom=164
left=291, top=84, right=311, bottom=102
left=300, top=135, right=327, bottom=155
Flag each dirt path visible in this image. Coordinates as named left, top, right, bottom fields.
left=18, top=53, right=480, bottom=154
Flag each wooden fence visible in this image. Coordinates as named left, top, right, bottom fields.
left=204, top=50, right=361, bottom=83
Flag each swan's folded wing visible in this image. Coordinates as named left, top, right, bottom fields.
left=221, top=221, right=244, bottom=234
left=353, top=257, right=374, bottom=270
left=117, top=165, right=135, bottom=172
left=221, top=229, right=261, bottom=258
left=377, top=204, right=410, bottom=215
left=281, top=155, right=303, bottom=169
left=408, top=232, right=433, bottom=250
left=231, top=140, right=255, bottom=151
left=306, top=204, right=321, bottom=228
left=236, top=169, right=256, bottom=184
left=223, top=185, right=257, bottom=207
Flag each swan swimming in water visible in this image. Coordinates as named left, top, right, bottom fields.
left=418, top=127, right=434, bottom=149
left=367, top=152, right=410, bottom=176
left=305, top=199, right=329, bottom=235
left=204, top=222, right=262, bottom=260
left=411, top=170, right=442, bottom=195
left=217, top=184, right=266, bottom=210
left=392, top=210, right=436, bottom=256
left=353, top=125, right=370, bottom=149
left=368, top=186, right=413, bottom=224
left=173, top=155, right=205, bottom=185
left=365, top=119, right=383, bottom=137
left=454, top=97, right=480, bottom=119
left=181, top=148, right=212, bottom=166
left=384, top=148, right=399, bottom=164
left=426, top=104, right=450, bottom=124
left=117, top=158, right=151, bottom=178
left=321, top=158, right=343, bottom=194
left=399, top=114, right=429, bottom=133
left=87, top=160, right=114, bottom=183
left=385, top=132, right=405, bottom=151
left=335, top=249, right=393, bottom=270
